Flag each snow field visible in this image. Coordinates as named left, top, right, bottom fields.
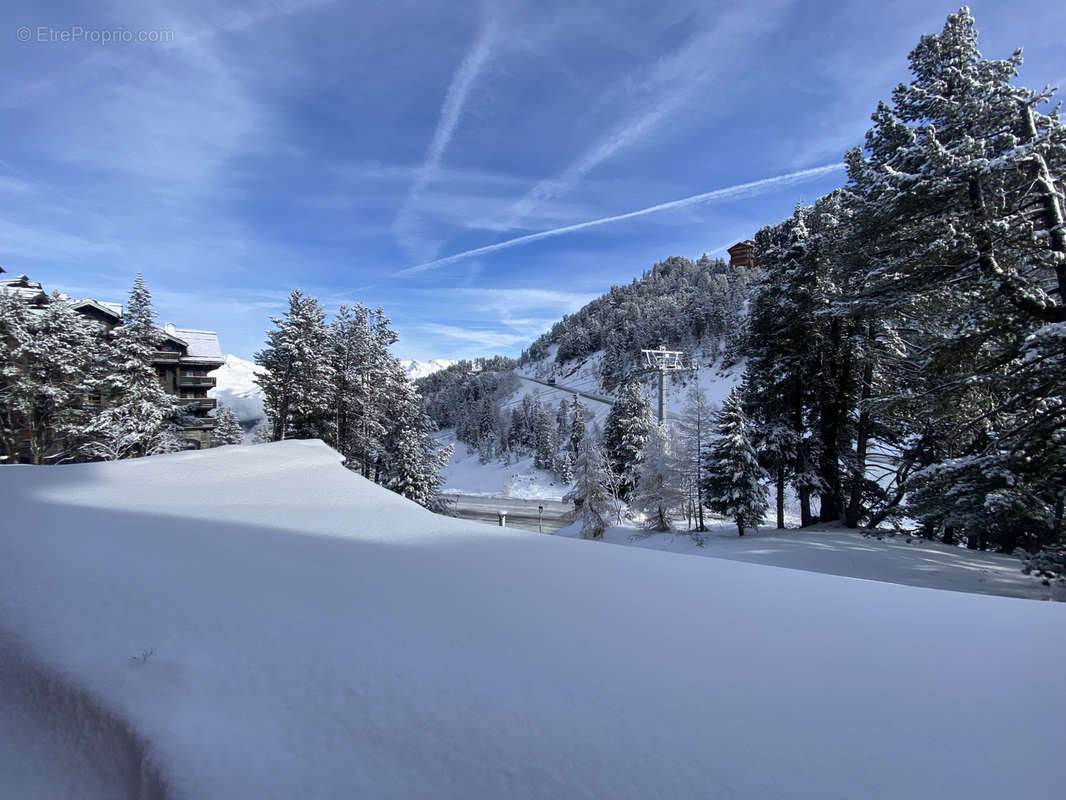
left=1, top=441, right=1063, bottom=798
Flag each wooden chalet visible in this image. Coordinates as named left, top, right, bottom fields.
left=727, top=240, right=756, bottom=270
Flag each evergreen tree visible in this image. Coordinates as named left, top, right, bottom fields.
left=844, top=7, right=1066, bottom=548
left=703, top=388, right=769, bottom=536
left=558, top=448, right=575, bottom=483
left=0, top=289, right=29, bottom=462
left=602, top=379, right=651, bottom=500
left=381, top=367, right=453, bottom=511
left=88, top=275, right=180, bottom=459
left=678, top=385, right=712, bottom=531
left=212, top=404, right=244, bottom=446
left=564, top=436, right=612, bottom=539
left=631, top=424, right=684, bottom=531
left=567, top=394, right=587, bottom=458
left=555, top=399, right=569, bottom=439
left=534, top=406, right=556, bottom=470
left=329, top=304, right=396, bottom=476
left=255, top=290, right=334, bottom=442
left=0, top=292, right=104, bottom=463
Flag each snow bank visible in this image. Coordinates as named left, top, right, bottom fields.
left=2, top=442, right=1064, bottom=798
left=559, top=521, right=1064, bottom=601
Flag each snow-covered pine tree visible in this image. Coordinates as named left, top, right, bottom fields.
left=703, top=388, right=769, bottom=536
left=745, top=216, right=821, bottom=526
left=558, top=448, right=575, bottom=483
left=563, top=436, right=612, bottom=539
left=555, top=399, right=569, bottom=439
left=330, top=303, right=398, bottom=476
left=255, top=289, right=334, bottom=443
left=844, top=7, right=1066, bottom=549
left=251, top=424, right=273, bottom=444
left=567, top=394, right=586, bottom=458
left=212, top=403, right=244, bottom=446
left=0, top=291, right=106, bottom=463
left=678, top=385, right=712, bottom=531
left=0, top=289, right=28, bottom=461
left=381, top=365, right=453, bottom=511
left=87, top=275, right=180, bottom=460
left=602, top=379, right=651, bottom=500
left=631, top=424, right=684, bottom=531
left=534, top=406, right=556, bottom=470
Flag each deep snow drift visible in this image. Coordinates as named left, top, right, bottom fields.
left=1, top=442, right=1063, bottom=798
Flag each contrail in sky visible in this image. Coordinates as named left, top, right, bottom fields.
left=393, top=17, right=498, bottom=256
left=395, top=163, right=845, bottom=276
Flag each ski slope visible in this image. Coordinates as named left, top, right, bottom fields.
left=1, top=441, right=1064, bottom=798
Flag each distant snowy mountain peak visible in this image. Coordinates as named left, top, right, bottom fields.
left=212, top=354, right=265, bottom=397
left=399, top=358, right=457, bottom=382
left=209, top=355, right=267, bottom=438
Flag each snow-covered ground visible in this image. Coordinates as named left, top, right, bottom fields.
left=557, top=519, right=1065, bottom=602
left=2, top=441, right=1064, bottom=798
left=437, top=429, right=566, bottom=499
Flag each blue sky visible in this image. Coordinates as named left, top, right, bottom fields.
left=4, top=0, right=1065, bottom=360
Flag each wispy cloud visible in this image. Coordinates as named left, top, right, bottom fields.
left=487, top=0, right=791, bottom=231
left=397, top=163, right=843, bottom=275
left=393, top=15, right=499, bottom=260
left=419, top=323, right=532, bottom=350
left=442, top=287, right=595, bottom=313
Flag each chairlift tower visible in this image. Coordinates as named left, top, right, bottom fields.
left=640, top=346, right=692, bottom=424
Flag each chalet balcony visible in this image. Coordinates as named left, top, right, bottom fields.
left=179, top=420, right=216, bottom=431
left=180, top=398, right=217, bottom=411
left=179, top=375, right=217, bottom=388
left=152, top=350, right=181, bottom=363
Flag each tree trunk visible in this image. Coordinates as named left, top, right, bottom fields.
left=846, top=322, right=875, bottom=528
left=818, top=317, right=847, bottom=524
left=776, top=462, right=785, bottom=529
left=1021, top=103, right=1066, bottom=315
left=737, top=521, right=745, bottom=537
left=791, top=377, right=816, bottom=527
left=1052, top=492, right=1065, bottom=542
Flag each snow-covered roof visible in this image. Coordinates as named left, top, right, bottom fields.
left=0, top=275, right=42, bottom=290
left=72, top=298, right=123, bottom=319
left=1, top=275, right=48, bottom=304
left=171, top=327, right=224, bottom=362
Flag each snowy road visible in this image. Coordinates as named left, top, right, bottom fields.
left=518, top=375, right=613, bottom=406
left=447, top=493, right=572, bottom=533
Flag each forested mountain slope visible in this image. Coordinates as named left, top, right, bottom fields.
left=418, top=255, right=755, bottom=490
left=521, top=254, right=756, bottom=388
